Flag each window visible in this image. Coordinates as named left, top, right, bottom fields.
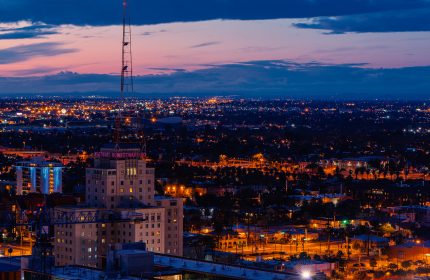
left=127, top=168, right=137, bottom=176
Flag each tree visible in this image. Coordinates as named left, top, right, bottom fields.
left=365, top=169, right=370, bottom=179
left=369, top=258, right=377, bottom=268
left=378, top=223, right=395, bottom=235
left=298, top=252, right=311, bottom=260
left=313, top=254, right=322, bottom=261
left=354, top=271, right=369, bottom=280
left=401, top=260, right=412, bottom=270
left=352, top=242, right=362, bottom=252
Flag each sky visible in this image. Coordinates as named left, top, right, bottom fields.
left=0, top=0, right=430, bottom=98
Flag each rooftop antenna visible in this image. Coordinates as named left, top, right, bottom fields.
left=114, top=0, right=134, bottom=144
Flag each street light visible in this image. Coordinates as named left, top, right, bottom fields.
left=301, top=270, right=311, bottom=279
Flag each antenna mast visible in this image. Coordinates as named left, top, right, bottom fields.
left=115, top=0, right=134, bottom=143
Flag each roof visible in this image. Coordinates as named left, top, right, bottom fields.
left=0, top=262, right=20, bottom=272
left=351, top=234, right=389, bottom=243
left=396, top=240, right=430, bottom=249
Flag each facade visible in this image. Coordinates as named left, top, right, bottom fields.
left=15, top=158, right=63, bottom=195
left=54, top=144, right=183, bottom=268
left=155, top=196, right=184, bottom=255
left=85, top=145, right=156, bottom=209
left=385, top=205, right=430, bottom=226
left=53, top=207, right=100, bottom=267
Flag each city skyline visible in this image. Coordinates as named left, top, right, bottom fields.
left=1, top=2, right=430, bottom=279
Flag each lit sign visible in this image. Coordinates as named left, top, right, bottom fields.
left=95, top=151, right=145, bottom=159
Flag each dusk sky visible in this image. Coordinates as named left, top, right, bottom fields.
left=0, top=0, right=430, bottom=97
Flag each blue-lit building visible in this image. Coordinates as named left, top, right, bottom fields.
left=15, top=158, right=63, bottom=195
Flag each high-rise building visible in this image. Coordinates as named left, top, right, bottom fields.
left=15, top=158, right=63, bottom=195
left=54, top=144, right=183, bottom=268
left=86, top=143, right=155, bottom=208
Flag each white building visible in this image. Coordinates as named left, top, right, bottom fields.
left=15, top=157, right=63, bottom=195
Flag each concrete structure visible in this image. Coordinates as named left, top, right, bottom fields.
left=385, top=205, right=430, bottom=227
left=155, top=196, right=183, bottom=255
left=106, top=243, right=153, bottom=278
left=54, top=144, right=183, bottom=268
left=15, top=157, right=63, bottom=195
left=387, top=240, right=430, bottom=261
left=53, top=207, right=100, bottom=268
left=24, top=253, right=300, bottom=280
left=86, top=144, right=156, bottom=208
left=154, top=254, right=300, bottom=280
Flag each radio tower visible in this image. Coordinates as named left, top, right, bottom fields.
left=114, top=0, right=134, bottom=143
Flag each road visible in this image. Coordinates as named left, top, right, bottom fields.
left=218, top=240, right=347, bottom=261
left=0, top=243, right=32, bottom=257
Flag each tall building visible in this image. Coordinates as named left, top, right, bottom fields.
left=54, top=144, right=183, bottom=268
left=15, top=158, right=63, bottom=195
left=86, top=143, right=155, bottom=208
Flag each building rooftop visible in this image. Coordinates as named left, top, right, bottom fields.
left=47, top=266, right=142, bottom=280
left=16, top=157, right=63, bottom=167
left=351, top=234, right=389, bottom=243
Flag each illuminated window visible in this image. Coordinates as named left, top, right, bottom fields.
left=126, top=168, right=137, bottom=176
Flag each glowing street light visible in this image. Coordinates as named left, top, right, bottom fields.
left=301, top=270, right=311, bottom=279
